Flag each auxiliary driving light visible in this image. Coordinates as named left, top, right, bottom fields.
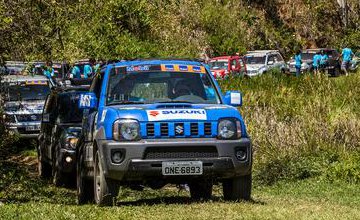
left=235, top=150, right=247, bottom=161
left=65, top=156, right=72, bottom=163
left=111, top=151, right=124, bottom=164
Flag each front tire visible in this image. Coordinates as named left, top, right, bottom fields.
left=77, top=150, right=94, bottom=204
left=94, top=150, right=119, bottom=206
left=223, top=174, right=252, bottom=201
left=37, top=144, right=52, bottom=178
left=189, top=180, right=213, bottom=201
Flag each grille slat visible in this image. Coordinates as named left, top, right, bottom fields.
left=160, top=123, right=168, bottom=136
left=16, top=114, right=42, bottom=122
left=204, top=123, right=212, bottom=136
left=190, top=123, right=198, bottom=136
left=144, top=146, right=218, bottom=159
left=146, top=123, right=155, bottom=136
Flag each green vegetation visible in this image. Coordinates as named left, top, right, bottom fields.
left=0, top=0, right=359, bottom=61
left=221, top=71, right=360, bottom=184
left=1, top=71, right=360, bottom=219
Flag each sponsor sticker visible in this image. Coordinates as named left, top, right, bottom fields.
left=126, top=65, right=150, bottom=72
left=146, top=109, right=207, bottom=121
left=100, top=110, right=107, bottom=122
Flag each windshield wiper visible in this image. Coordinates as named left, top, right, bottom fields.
left=108, top=101, right=145, bottom=105
left=155, top=100, right=194, bottom=104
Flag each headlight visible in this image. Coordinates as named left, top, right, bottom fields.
left=113, top=119, right=140, bottom=141
left=217, top=119, right=242, bottom=139
left=3, top=114, right=16, bottom=123
left=65, top=137, right=79, bottom=149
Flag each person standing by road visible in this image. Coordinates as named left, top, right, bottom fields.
left=43, top=61, right=54, bottom=78
left=294, top=50, right=302, bottom=77
left=70, top=64, right=81, bottom=79
left=341, top=47, right=354, bottom=76
left=83, top=59, right=94, bottom=79
left=313, top=52, right=321, bottom=76
left=319, top=50, right=329, bottom=73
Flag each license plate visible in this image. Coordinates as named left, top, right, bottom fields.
left=162, top=161, right=203, bottom=176
left=26, top=125, right=40, bottom=131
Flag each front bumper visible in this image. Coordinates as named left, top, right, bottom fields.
left=97, top=138, right=252, bottom=181
left=7, top=122, right=41, bottom=138
left=59, top=149, right=76, bottom=173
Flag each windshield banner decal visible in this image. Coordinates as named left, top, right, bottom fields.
left=147, top=109, right=207, bottom=121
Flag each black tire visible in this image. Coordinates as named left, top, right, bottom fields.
left=52, top=144, right=65, bottom=186
left=37, top=144, right=52, bottom=178
left=334, top=67, right=341, bottom=77
left=77, top=150, right=94, bottom=204
left=94, top=150, right=119, bottom=206
left=223, top=174, right=252, bottom=201
left=189, top=180, right=213, bottom=201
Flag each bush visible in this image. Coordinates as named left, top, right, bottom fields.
left=220, top=70, right=360, bottom=185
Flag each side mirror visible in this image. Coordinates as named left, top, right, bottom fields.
left=42, top=113, right=50, bottom=123
left=224, top=91, right=242, bottom=107
left=267, top=61, right=274, bottom=65
left=79, top=92, right=98, bottom=109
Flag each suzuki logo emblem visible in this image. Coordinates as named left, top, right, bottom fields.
left=149, top=111, right=159, bottom=117
left=175, top=125, right=184, bottom=135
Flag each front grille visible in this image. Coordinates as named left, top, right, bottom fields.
left=144, top=122, right=214, bottom=138
left=16, top=114, right=42, bottom=122
left=144, top=146, right=218, bottom=159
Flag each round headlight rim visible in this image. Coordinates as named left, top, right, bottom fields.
left=217, top=118, right=242, bottom=140
left=113, top=119, right=141, bottom=141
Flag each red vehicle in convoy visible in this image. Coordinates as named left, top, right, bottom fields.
left=208, top=55, right=247, bottom=79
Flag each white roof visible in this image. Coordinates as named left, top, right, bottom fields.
left=246, top=50, right=280, bottom=55
left=2, top=75, right=49, bottom=82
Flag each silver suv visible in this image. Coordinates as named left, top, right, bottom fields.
left=1, top=75, right=51, bottom=138
left=245, top=50, right=288, bottom=77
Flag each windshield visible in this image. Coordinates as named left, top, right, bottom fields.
left=301, top=53, right=316, bottom=60
left=245, top=56, right=266, bottom=64
left=4, top=64, right=27, bottom=75
left=7, top=84, right=50, bottom=101
left=208, top=60, right=228, bottom=70
left=107, top=68, right=220, bottom=105
left=58, top=92, right=84, bottom=123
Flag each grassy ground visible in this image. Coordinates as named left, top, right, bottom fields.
left=0, top=145, right=359, bottom=219
left=1, top=71, right=360, bottom=219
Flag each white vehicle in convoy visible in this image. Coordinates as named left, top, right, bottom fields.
left=245, top=50, right=288, bottom=77
left=1, top=75, right=52, bottom=138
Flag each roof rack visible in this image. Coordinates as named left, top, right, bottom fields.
left=128, top=57, right=204, bottom=62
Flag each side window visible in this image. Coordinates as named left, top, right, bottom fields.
left=276, top=53, right=284, bottom=62
left=90, top=71, right=104, bottom=99
left=43, top=94, right=51, bottom=114
left=267, top=55, right=275, bottom=64
left=239, top=58, right=245, bottom=69
left=230, top=59, right=237, bottom=70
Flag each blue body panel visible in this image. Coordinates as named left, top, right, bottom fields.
left=94, top=60, right=248, bottom=140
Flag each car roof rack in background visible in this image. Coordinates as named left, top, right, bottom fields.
left=128, top=57, right=204, bottom=62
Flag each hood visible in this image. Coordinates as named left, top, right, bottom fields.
left=105, top=103, right=241, bottom=122
left=97, top=103, right=244, bottom=139
left=4, top=100, right=45, bottom=115
left=246, top=64, right=265, bottom=71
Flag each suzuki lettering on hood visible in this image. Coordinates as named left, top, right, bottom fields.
left=147, top=109, right=207, bottom=121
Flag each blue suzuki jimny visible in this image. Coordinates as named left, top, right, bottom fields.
left=76, top=59, right=252, bottom=206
